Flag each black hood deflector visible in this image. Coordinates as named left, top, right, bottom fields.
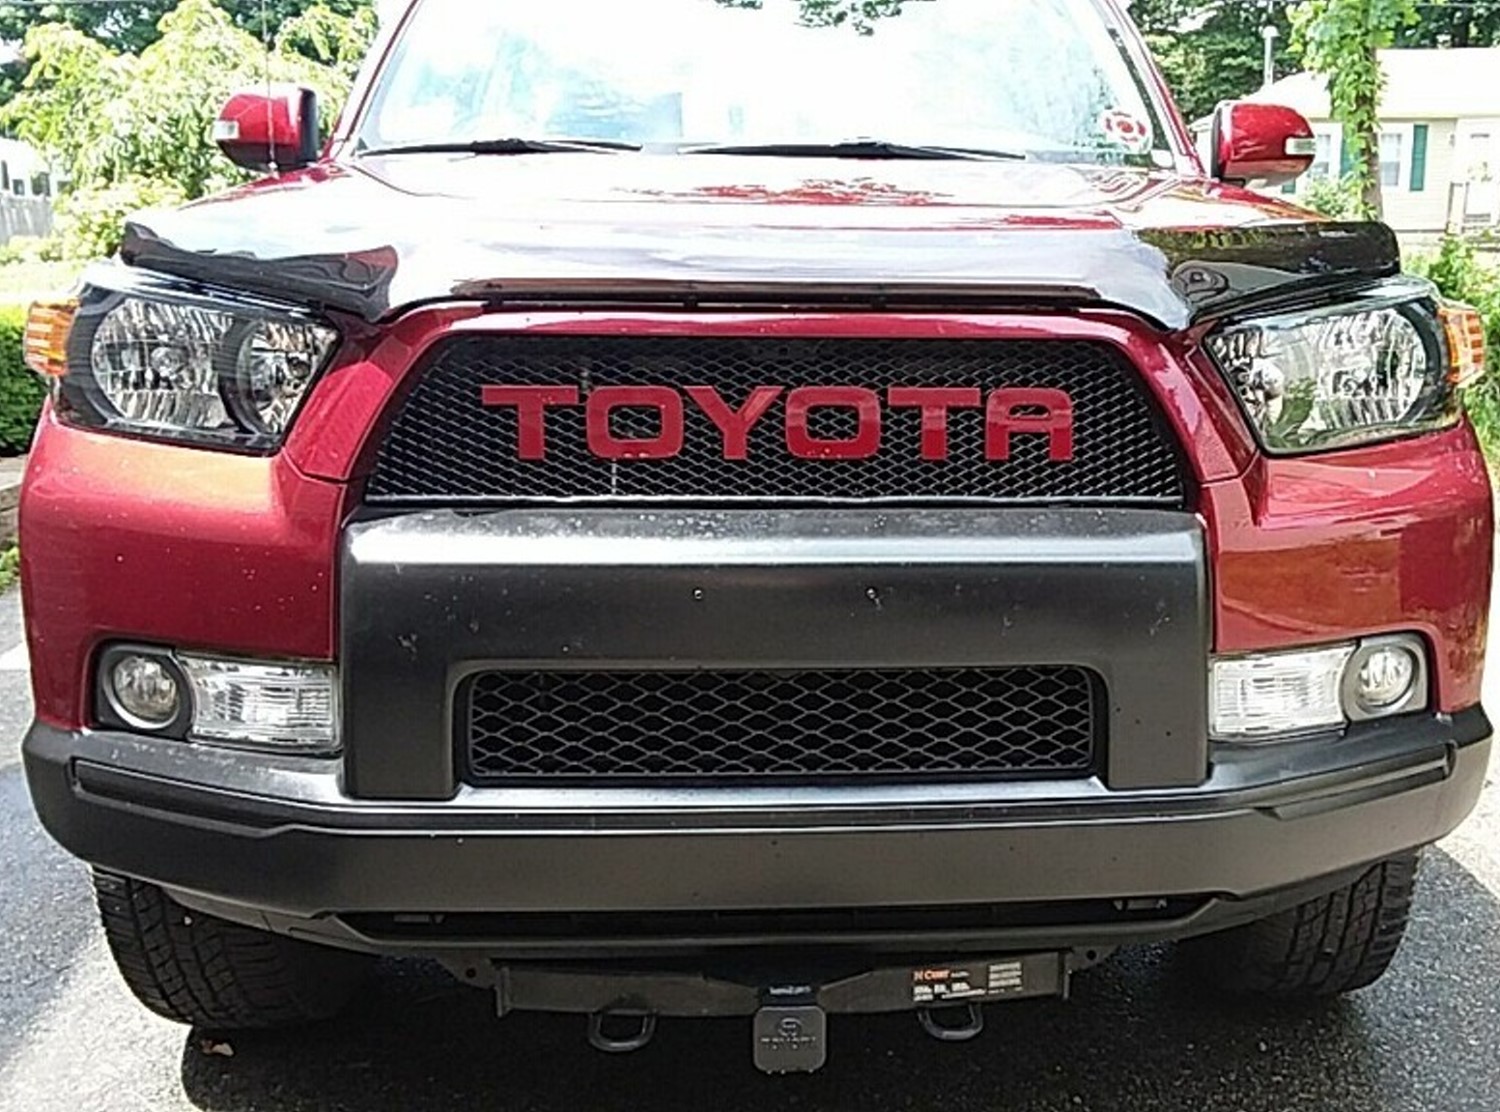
left=118, top=159, right=1402, bottom=329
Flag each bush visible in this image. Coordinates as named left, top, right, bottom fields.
left=1300, top=174, right=1363, bottom=219
left=53, top=175, right=188, bottom=260
left=0, top=235, right=64, bottom=266
left=0, top=305, right=48, bottom=455
left=1409, top=236, right=1500, bottom=465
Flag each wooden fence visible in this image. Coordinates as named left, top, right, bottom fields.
left=0, top=195, right=53, bottom=245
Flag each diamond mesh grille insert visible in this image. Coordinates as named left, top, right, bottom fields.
left=367, top=336, right=1184, bottom=504
left=462, top=666, right=1101, bottom=783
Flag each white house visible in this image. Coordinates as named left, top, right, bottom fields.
left=1246, top=48, right=1500, bottom=248
left=0, top=138, right=54, bottom=201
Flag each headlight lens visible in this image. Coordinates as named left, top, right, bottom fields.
left=229, top=319, right=336, bottom=434
left=1206, top=284, right=1457, bottom=453
left=58, top=276, right=339, bottom=449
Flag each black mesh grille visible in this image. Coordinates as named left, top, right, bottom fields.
left=462, top=667, right=1101, bottom=784
left=368, top=336, right=1183, bottom=504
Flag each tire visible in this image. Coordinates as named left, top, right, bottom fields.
left=1181, top=852, right=1420, bottom=999
left=93, top=870, right=374, bottom=1029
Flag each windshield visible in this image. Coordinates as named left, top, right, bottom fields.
left=357, top=0, right=1171, bottom=164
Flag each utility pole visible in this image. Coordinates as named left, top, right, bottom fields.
left=1262, top=24, right=1280, bottom=89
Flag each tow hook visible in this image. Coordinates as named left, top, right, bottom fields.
left=918, top=1002, right=985, bottom=1042
left=587, top=1010, right=657, bottom=1054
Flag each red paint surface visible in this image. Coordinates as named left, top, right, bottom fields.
left=1214, top=103, right=1316, bottom=186
left=215, top=86, right=316, bottom=170
left=21, top=407, right=344, bottom=728
left=1204, top=424, right=1493, bottom=713
left=22, top=308, right=1493, bottom=727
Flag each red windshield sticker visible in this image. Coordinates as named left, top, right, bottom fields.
left=1099, top=109, right=1152, bottom=154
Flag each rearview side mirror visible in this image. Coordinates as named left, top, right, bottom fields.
left=213, top=86, right=320, bottom=174
left=1210, top=101, right=1316, bottom=187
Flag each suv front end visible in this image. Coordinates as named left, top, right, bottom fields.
left=19, top=0, right=1495, bottom=1075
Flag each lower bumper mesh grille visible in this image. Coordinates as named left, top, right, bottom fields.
left=462, top=666, right=1101, bottom=783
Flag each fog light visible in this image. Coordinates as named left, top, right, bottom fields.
left=1210, top=644, right=1353, bottom=740
left=1356, top=650, right=1415, bottom=707
left=1211, top=635, right=1430, bottom=741
left=178, top=655, right=339, bottom=754
left=107, top=654, right=183, bottom=729
left=1344, top=636, right=1427, bottom=720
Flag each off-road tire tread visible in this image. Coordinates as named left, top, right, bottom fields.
left=93, top=870, right=371, bottom=1028
left=1183, top=853, right=1419, bottom=998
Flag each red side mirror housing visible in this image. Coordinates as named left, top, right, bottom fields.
left=1210, top=101, right=1316, bottom=187
left=214, top=86, right=320, bottom=174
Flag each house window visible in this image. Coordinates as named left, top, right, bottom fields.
left=1310, top=132, right=1335, bottom=180
left=1379, top=131, right=1404, bottom=189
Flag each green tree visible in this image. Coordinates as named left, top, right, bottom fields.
left=3, top=0, right=370, bottom=197
left=1396, top=0, right=1500, bottom=47
left=1132, top=0, right=1297, bottom=121
left=1133, top=1, right=1500, bottom=125
left=715, top=0, right=905, bottom=33
left=278, top=2, right=378, bottom=80
left=1291, top=0, right=1416, bottom=219
left=0, top=0, right=374, bottom=255
left=0, top=1, right=373, bottom=54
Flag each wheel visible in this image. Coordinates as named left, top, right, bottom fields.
left=1180, top=852, right=1420, bottom=999
left=92, top=870, right=374, bottom=1028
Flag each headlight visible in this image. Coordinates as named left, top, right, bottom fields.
left=1205, top=281, right=1463, bottom=453
left=53, top=273, right=339, bottom=450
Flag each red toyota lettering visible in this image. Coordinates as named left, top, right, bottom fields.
left=784, top=386, right=882, bottom=460
left=479, top=385, right=580, bottom=460
left=887, top=387, right=983, bottom=461
left=686, top=386, right=784, bottom=460
left=586, top=385, right=685, bottom=460
left=985, top=387, right=1075, bottom=462
left=481, top=383, right=1077, bottom=464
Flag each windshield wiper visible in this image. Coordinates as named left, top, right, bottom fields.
left=680, top=139, right=1026, bottom=161
left=360, top=137, right=641, bottom=156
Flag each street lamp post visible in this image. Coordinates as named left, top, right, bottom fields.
left=1262, top=25, right=1280, bottom=89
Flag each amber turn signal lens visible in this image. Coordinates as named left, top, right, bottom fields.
left=23, top=299, right=77, bottom=378
left=1439, top=302, right=1487, bottom=387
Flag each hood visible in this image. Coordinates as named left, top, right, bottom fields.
left=120, top=155, right=1400, bottom=330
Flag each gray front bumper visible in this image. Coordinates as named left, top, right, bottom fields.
left=340, top=508, right=1209, bottom=799
left=22, top=506, right=1495, bottom=952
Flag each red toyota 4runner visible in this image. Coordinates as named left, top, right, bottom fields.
left=20, top=0, right=1494, bottom=1074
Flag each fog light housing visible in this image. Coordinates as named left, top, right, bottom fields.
left=1344, top=636, right=1427, bottom=720
left=106, top=653, right=184, bottom=730
left=178, top=655, right=340, bottom=755
left=1210, top=635, right=1429, bottom=741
